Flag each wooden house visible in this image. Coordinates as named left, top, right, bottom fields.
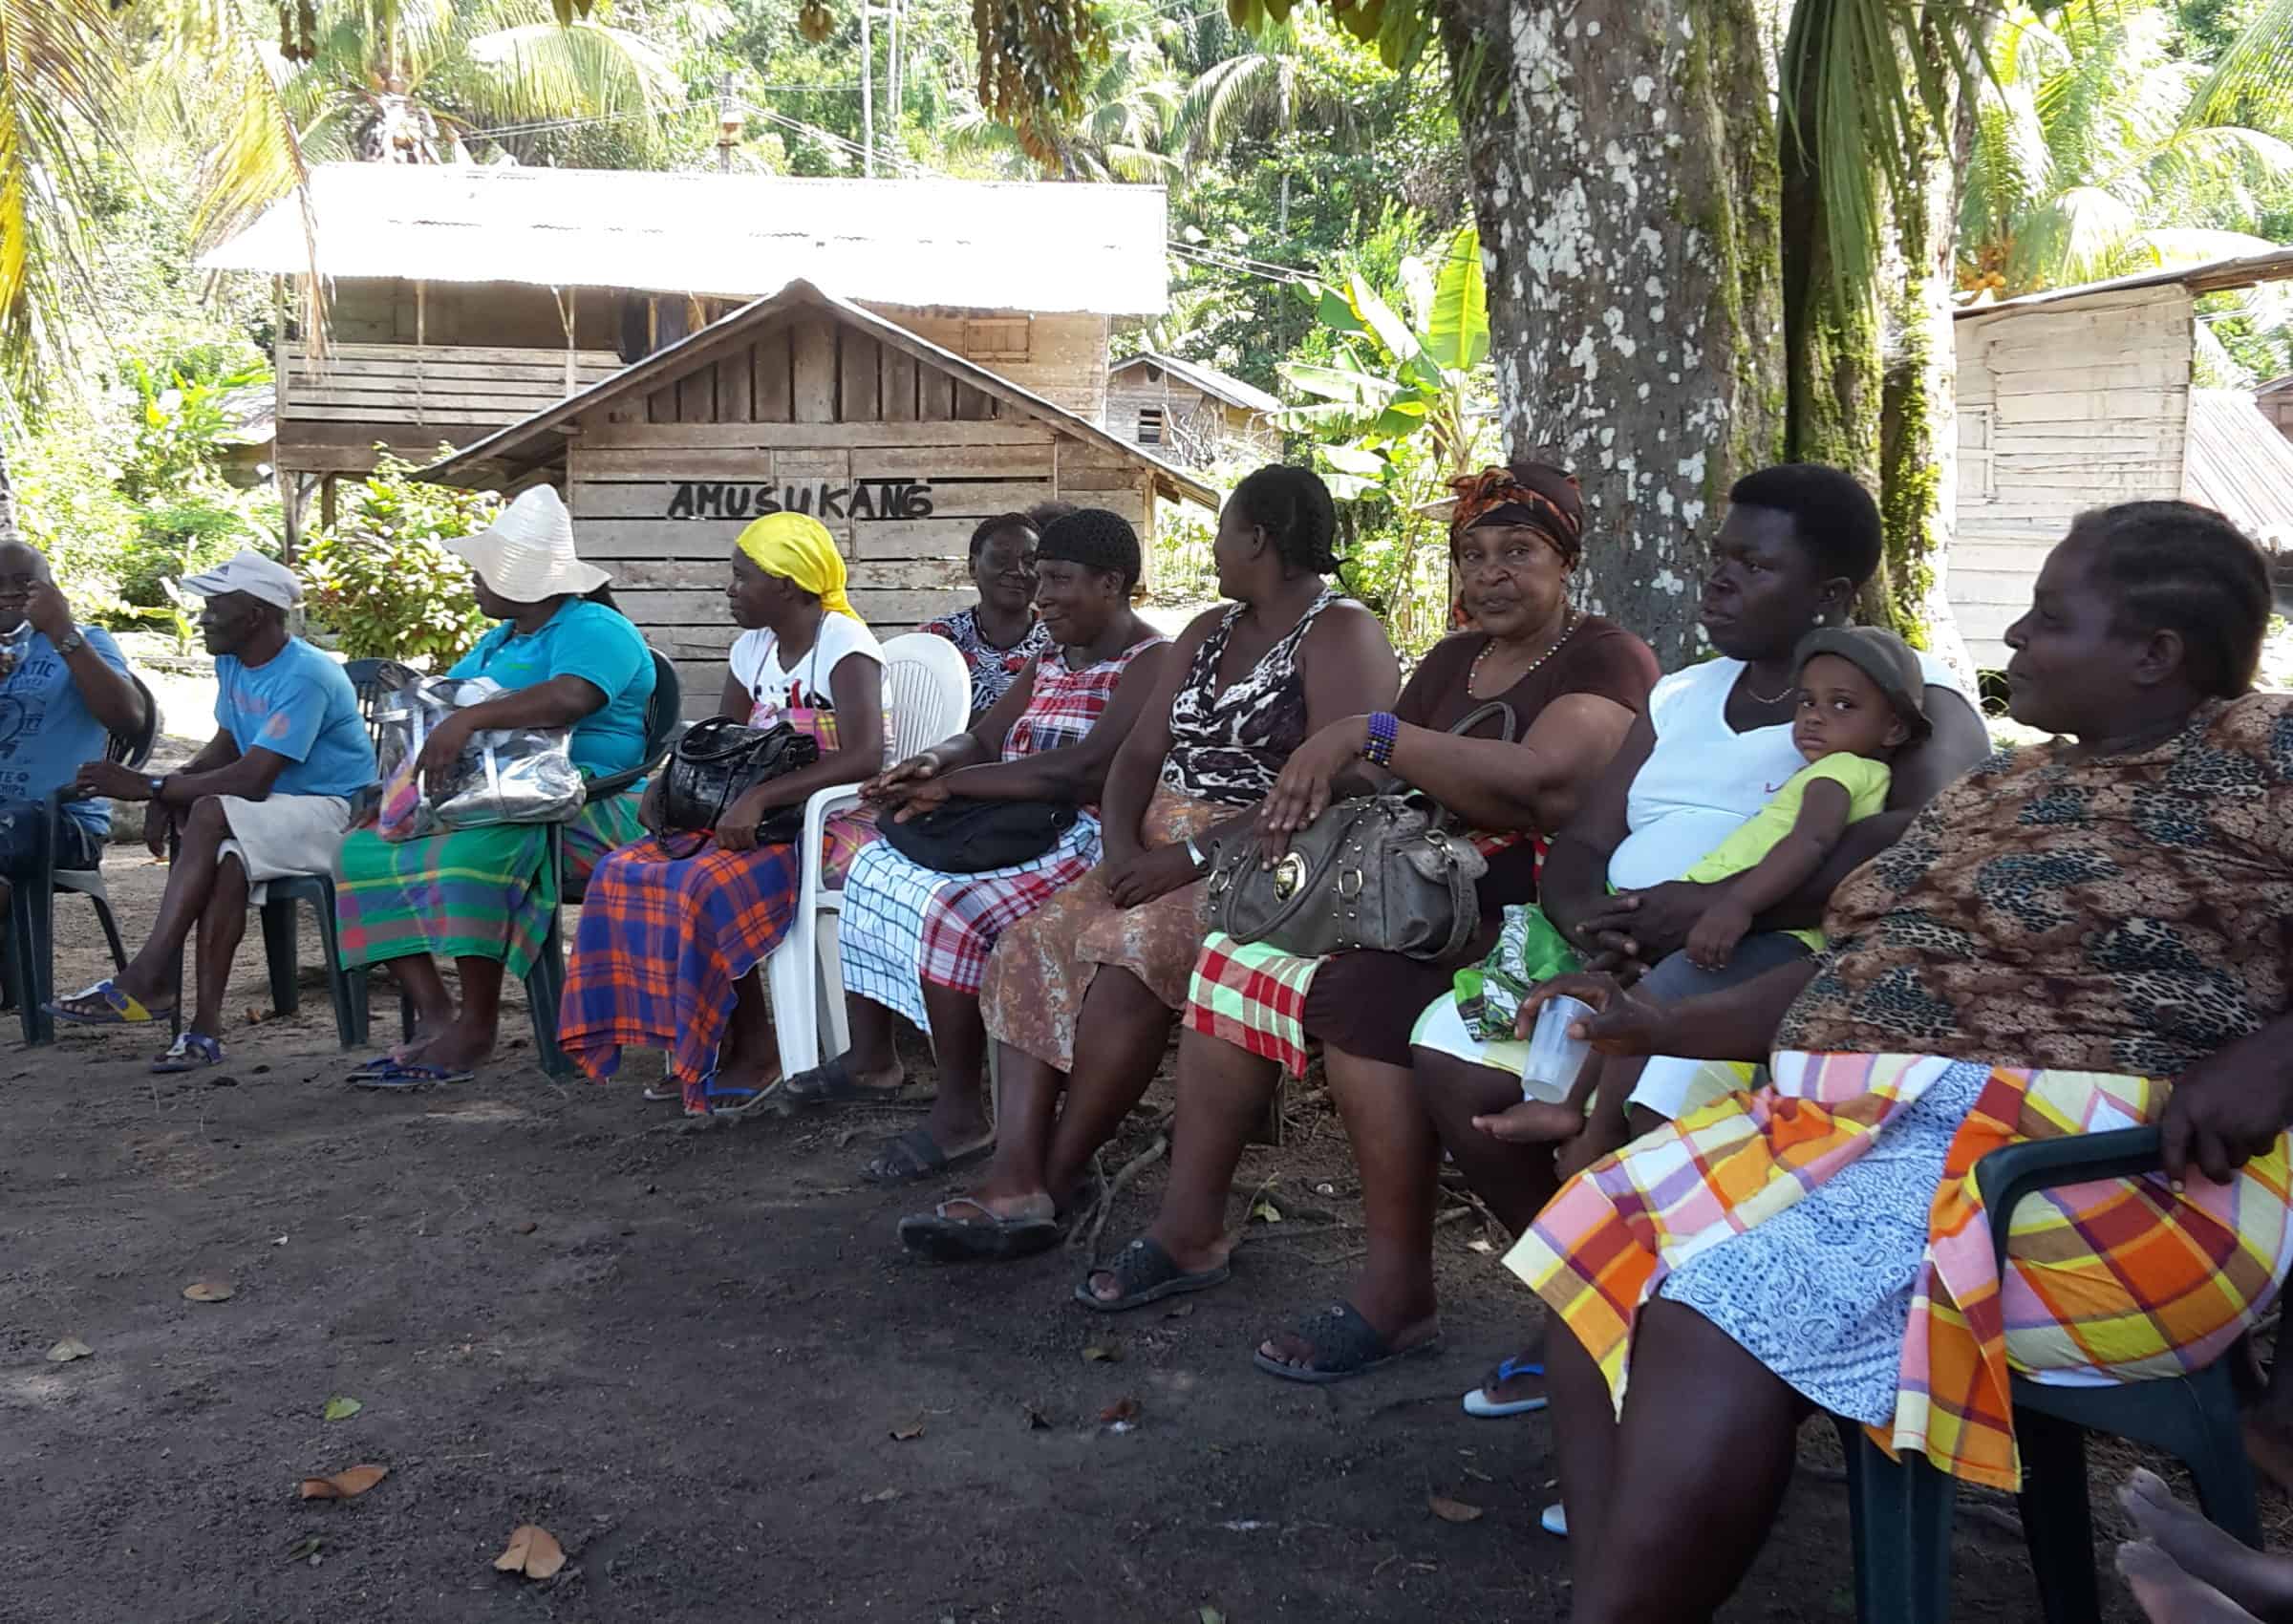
left=2260, top=375, right=2293, bottom=444
left=1105, top=351, right=1282, bottom=467
left=1948, top=246, right=2293, bottom=666
left=420, top=281, right=1217, bottom=713
left=197, top=163, right=1170, bottom=545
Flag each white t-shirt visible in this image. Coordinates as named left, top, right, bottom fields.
left=729, top=612, right=884, bottom=719
left=1608, top=650, right=1970, bottom=892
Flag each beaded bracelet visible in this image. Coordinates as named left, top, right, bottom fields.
left=1361, top=710, right=1400, bottom=767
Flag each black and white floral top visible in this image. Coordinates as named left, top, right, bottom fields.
left=1160, top=589, right=1337, bottom=805
left=921, top=605, right=1056, bottom=718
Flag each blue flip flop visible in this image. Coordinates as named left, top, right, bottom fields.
left=1462, top=1356, right=1549, bottom=1417
left=351, top=1062, right=474, bottom=1090
left=151, top=1033, right=225, bottom=1074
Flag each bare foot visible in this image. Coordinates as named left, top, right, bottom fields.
left=2120, top=1540, right=2264, bottom=1624
left=2119, top=1468, right=2293, bottom=1622
left=1470, top=1100, right=1584, bottom=1143
left=413, top=1016, right=497, bottom=1073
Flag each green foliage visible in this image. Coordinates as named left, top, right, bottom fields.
left=300, top=455, right=497, bottom=664
left=1273, top=221, right=1496, bottom=653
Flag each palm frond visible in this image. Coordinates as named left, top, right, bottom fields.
left=0, top=0, right=119, bottom=382
left=452, top=22, right=678, bottom=133
left=2185, top=0, right=2293, bottom=135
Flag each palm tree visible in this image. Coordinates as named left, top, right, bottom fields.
left=166, top=0, right=678, bottom=250
left=1961, top=0, right=2293, bottom=294
left=1168, top=20, right=1360, bottom=235
left=946, top=3, right=1183, bottom=182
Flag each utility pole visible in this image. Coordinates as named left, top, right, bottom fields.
left=859, top=2, right=874, bottom=177
left=716, top=71, right=740, bottom=173
left=886, top=0, right=901, bottom=162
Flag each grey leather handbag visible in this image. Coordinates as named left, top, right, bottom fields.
left=1204, top=702, right=1512, bottom=961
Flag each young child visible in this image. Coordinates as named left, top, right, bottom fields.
left=1675, top=625, right=1928, bottom=972
left=1450, top=625, right=1930, bottom=1101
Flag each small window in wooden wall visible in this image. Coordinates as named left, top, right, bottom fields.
left=1137, top=406, right=1165, bottom=446
left=963, top=318, right=1032, bottom=362
left=1960, top=404, right=1997, bottom=502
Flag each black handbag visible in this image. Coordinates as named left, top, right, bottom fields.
left=662, top=717, right=821, bottom=842
left=879, top=796, right=1079, bottom=874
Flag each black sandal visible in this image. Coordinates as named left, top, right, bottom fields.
left=1074, top=1236, right=1231, bottom=1314
left=862, top=1126, right=992, bottom=1186
left=781, top=1056, right=902, bottom=1108
left=898, top=1197, right=1063, bottom=1262
left=1252, top=1301, right=1445, bottom=1385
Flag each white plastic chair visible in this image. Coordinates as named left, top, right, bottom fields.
left=763, top=630, right=972, bottom=1074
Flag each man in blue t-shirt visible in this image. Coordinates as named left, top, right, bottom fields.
left=52, top=549, right=375, bottom=1073
left=0, top=540, right=152, bottom=889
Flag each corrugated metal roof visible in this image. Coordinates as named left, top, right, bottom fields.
left=1954, top=244, right=2293, bottom=318
left=198, top=163, right=1168, bottom=316
left=1109, top=350, right=1281, bottom=414
left=419, top=277, right=1218, bottom=510
left=2185, top=390, right=2293, bottom=550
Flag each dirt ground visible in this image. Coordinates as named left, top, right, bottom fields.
left=0, top=862, right=2185, bottom=1622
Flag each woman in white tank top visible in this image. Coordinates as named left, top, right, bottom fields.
left=1411, top=463, right=1990, bottom=1421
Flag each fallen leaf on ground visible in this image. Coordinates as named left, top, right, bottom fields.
left=1165, top=1301, right=1195, bottom=1320
left=271, top=1235, right=289, bottom=1247
left=1428, top=1495, right=1485, bottom=1524
left=1251, top=1200, right=1282, bottom=1224
left=858, top=1487, right=901, bottom=1505
left=182, top=1279, right=234, bottom=1303
left=321, top=1395, right=363, bottom=1421
left=1467, top=1238, right=1493, bottom=1254
left=514, top=1221, right=537, bottom=1235
left=890, top=1424, right=925, bottom=1442
left=245, top=1007, right=269, bottom=1024
left=298, top=1464, right=388, bottom=1500
left=1098, top=1397, right=1141, bottom=1425
left=1082, top=1342, right=1123, bottom=1364
left=493, top=1523, right=565, bottom=1579
left=1199, top=1608, right=1226, bottom=1624
left=1021, top=1405, right=1051, bottom=1431
left=1460, top=1464, right=1493, bottom=1484
left=283, top=1535, right=322, bottom=1565
left=45, top=1337, right=92, bottom=1363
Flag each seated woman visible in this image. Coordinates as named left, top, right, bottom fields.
left=1078, top=464, right=1659, bottom=1378
left=778, top=509, right=1170, bottom=1182
left=555, top=513, right=888, bottom=1114
left=335, top=487, right=656, bottom=1084
left=898, top=464, right=1400, bottom=1261
left=919, top=513, right=1055, bottom=721
left=1512, top=502, right=2293, bottom=1620
left=1406, top=462, right=1989, bottom=1416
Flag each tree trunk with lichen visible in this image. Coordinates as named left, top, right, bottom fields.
left=1445, top=0, right=1786, bottom=666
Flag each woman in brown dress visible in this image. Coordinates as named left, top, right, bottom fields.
left=1078, top=465, right=1660, bottom=1377
left=899, top=464, right=1400, bottom=1260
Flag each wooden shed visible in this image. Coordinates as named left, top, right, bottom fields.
left=422, top=281, right=1217, bottom=713
left=197, top=163, right=1170, bottom=547
left=2260, top=374, right=2293, bottom=444
left=1948, top=245, right=2293, bottom=667
left=1105, top=351, right=1282, bottom=467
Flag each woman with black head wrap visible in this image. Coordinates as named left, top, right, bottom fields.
left=900, top=464, right=1401, bottom=1261
left=777, top=511, right=1170, bottom=1183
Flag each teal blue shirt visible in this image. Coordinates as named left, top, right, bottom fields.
left=449, top=598, right=654, bottom=777
left=214, top=637, right=375, bottom=799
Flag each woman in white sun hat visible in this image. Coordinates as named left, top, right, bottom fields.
left=333, top=485, right=656, bottom=1086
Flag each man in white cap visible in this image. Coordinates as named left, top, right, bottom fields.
left=53, top=548, right=375, bottom=1073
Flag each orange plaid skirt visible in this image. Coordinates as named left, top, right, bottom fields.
left=1510, top=1052, right=2293, bottom=1490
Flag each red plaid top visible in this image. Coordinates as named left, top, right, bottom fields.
left=998, top=634, right=1167, bottom=762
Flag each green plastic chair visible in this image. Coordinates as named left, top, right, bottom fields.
left=1838, top=1124, right=2261, bottom=1622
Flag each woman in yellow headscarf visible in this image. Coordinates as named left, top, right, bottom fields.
left=557, top=513, right=891, bottom=1113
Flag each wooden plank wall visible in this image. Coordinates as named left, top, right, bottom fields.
left=277, top=342, right=623, bottom=475
left=1104, top=375, right=1279, bottom=465
left=1948, top=284, right=2195, bottom=667
left=865, top=306, right=1112, bottom=423
left=329, top=281, right=622, bottom=351
left=567, top=314, right=1155, bottom=714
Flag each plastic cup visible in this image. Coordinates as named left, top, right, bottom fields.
left=1519, top=994, right=1595, bottom=1103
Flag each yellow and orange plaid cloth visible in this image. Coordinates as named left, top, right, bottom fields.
left=1509, top=1051, right=2293, bottom=1490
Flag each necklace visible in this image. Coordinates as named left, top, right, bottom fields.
left=1741, top=664, right=1797, bottom=705
left=1469, top=607, right=1577, bottom=697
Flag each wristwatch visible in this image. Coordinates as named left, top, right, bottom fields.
left=1184, top=836, right=1209, bottom=871
left=53, top=630, right=85, bottom=658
